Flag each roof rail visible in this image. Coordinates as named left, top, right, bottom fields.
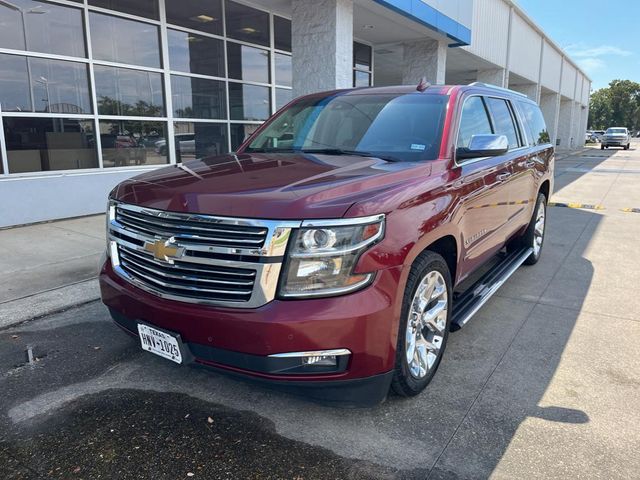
left=467, top=82, right=529, bottom=98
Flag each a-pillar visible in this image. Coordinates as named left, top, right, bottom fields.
left=476, top=68, right=507, bottom=87
left=291, top=0, right=353, bottom=97
left=401, top=38, right=447, bottom=85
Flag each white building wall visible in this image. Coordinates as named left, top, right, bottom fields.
left=421, top=0, right=474, bottom=29
left=508, top=14, right=541, bottom=82
left=561, top=62, right=577, bottom=98
left=462, top=0, right=510, bottom=67
left=540, top=40, right=562, bottom=90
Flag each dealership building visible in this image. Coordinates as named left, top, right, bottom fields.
left=0, top=0, right=590, bottom=227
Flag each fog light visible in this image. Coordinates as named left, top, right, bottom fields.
left=302, top=355, right=337, bottom=366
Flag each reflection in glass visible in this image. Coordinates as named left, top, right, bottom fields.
left=0, top=0, right=86, bottom=58
left=354, top=70, right=371, bottom=87
left=94, top=65, right=164, bottom=117
left=168, top=29, right=224, bottom=78
left=166, top=0, right=223, bottom=35
left=99, top=120, right=168, bottom=168
left=173, top=122, right=228, bottom=161
left=275, top=88, right=292, bottom=111
left=230, top=124, right=259, bottom=151
left=353, top=42, right=372, bottom=70
left=3, top=117, right=97, bottom=173
left=227, top=43, right=269, bottom=84
left=90, top=12, right=161, bottom=68
left=229, top=83, right=270, bottom=121
left=225, top=0, right=269, bottom=46
left=88, top=0, right=159, bottom=20
left=171, top=75, right=226, bottom=120
left=274, top=53, right=292, bottom=87
left=0, top=54, right=31, bottom=112
left=273, top=16, right=291, bottom=52
left=29, top=57, right=92, bottom=113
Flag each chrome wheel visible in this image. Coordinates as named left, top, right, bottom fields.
left=405, top=271, right=448, bottom=379
left=533, top=201, right=546, bottom=257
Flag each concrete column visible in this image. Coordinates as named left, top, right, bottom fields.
left=401, top=38, right=447, bottom=85
left=573, top=102, right=586, bottom=148
left=510, top=83, right=540, bottom=102
left=540, top=92, right=560, bottom=145
left=557, top=99, right=575, bottom=150
left=291, top=0, right=353, bottom=97
left=477, top=68, right=507, bottom=88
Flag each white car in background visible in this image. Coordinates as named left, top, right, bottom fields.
left=601, top=127, right=631, bottom=150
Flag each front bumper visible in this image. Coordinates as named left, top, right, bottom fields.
left=602, top=138, right=628, bottom=146
left=100, top=260, right=404, bottom=405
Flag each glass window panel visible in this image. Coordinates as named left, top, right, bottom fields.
left=230, top=124, right=259, bottom=151
left=168, top=29, right=224, bottom=78
left=3, top=117, right=97, bottom=173
left=0, top=54, right=31, bottom=112
left=0, top=0, right=86, bottom=58
left=100, top=120, right=168, bottom=168
left=95, top=65, right=164, bottom=117
left=518, top=101, right=550, bottom=146
left=229, top=83, right=270, bottom=121
left=90, top=12, right=161, bottom=68
left=273, top=16, right=291, bottom=52
left=227, top=43, right=269, bottom=84
left=225, top=0, right=269, bottom=47
left=274, top=53, right=292, bottom=87
left=275, top=88, right=292, bottom=111
left=353, top=70, right=371, bottom=87
left=486, top=97, right=519, bottom=149
left=171, top=75, right=226, bottom=120
left=457, top=96, right=493, bottom=149
left=29, top=57, right=92, bottom=114
left=166, top=0, right=223, bottom=35
left=173, top=122, right=228, bottom=162
left=353, top=42, right=372, bottom=70
left=88, top=0, right=159, bottom=20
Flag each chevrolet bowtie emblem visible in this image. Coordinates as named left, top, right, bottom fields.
left=143, top=239, right=184, bottom=263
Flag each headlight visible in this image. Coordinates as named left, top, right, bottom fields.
left=105, top=199, right=116, bottom=257
left=279, top=215, right=385, bottom=298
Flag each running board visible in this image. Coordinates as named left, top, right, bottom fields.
left=450, top=247, right=533, bottom=331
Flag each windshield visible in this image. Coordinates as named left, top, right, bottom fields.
left=606, top=128, right=627, bottom=134
left=244, top=93, right=448, bottom=162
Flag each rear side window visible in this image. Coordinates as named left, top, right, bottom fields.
left=485, top=97, right=519, bottom=149
left=457, top=96, right=492, bottom=149
left=518, top=101, right=550, bottom=146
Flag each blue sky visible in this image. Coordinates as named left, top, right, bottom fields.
left=515, top=0, right=640, bottom=91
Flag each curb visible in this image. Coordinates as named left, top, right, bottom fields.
left=0, top=279, right=101, bottom=330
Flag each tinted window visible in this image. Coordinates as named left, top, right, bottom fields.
left=457, top=96, right=492, bottom=149
left=171, top=76, right=226, bottom=119
left=99, top=120, right=168, bottom=167
left=173, top=122, right=228, bottom=161
left=95, top=65, right=165, bottom=117
left=227, top=43, right=270, bottom=83
left=486, top=97, right=519, bottom=149
left=168, top=29, right=224, bottom=78
left=89, top=0, right=159, bottom=19
left=247, top=94, right=448, bottom=162
left=0, top=54, right=31, bottom=112
left=606, top=128, right=627, bottom=134
left=3, top=117, right=97, bottom=173
left=29, top=58, right=92, bottom=113
left=0, top=0, right=86, bottom=58
left=354, top=42, right=372, bottom=70
left=90, top=12, right=161, bottom=68
left=354, top=71, right=371, bottom=87
left=519, top=101, right=550, bottom=146
left=225, top=0, right=269, bottom=46
left=166, top=0, right=223, bottom=35
left=273, top=16, right=291, bottom=52
left=274, top=53, right=292, bottom=87
left=231, top=124, right=259, bottom=150
left=229, top=83, right=270, bottom=121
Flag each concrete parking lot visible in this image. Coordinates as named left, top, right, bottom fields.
left=1, top=142, right=640, bottom=479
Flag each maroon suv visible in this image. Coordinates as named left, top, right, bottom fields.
left=100, top=83, right=553, bottom=406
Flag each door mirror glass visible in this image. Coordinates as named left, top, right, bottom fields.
left=457, top=134, right=509, bottom=160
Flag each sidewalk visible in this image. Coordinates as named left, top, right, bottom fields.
left=0, top=215, right=105, bottom=328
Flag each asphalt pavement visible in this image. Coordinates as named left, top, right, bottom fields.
left=1, top=142, right=640, bottom=479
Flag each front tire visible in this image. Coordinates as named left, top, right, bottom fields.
left=391, top=251, right=452, bottom=397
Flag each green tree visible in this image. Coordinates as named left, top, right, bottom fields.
left=589, top=80, right=640, bottom=131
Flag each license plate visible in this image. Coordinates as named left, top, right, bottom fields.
left=137, top=324, right=183, bottom=364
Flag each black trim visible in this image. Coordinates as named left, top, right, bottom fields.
left=108, top=308, right=392, bottom=406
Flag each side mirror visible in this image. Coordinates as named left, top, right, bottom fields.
left=457, top=134, right=509, bottom=160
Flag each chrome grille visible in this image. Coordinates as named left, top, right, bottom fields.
left=107, top=202, right=300, bottom=308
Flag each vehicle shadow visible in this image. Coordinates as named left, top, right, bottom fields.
left=553, top=146, right=619, bottom=192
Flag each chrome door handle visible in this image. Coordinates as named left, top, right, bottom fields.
left=525, top=160, right=536, bottom=168
left=497, top=173, right=511, bottom=180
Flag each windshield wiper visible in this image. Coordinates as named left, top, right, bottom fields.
left=300, top=148, right=401, bottom=162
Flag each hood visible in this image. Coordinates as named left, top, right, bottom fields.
left=111, top=152, right=431, bottom=219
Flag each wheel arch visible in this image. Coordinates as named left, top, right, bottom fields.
left=418, top=235, right=458, bottom=286
left=539, top=179, right=551, bottom=201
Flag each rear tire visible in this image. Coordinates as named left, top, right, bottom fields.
left=391, top=251, right=452, bottom=397
left=601, top=145, right=605, bottom=150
